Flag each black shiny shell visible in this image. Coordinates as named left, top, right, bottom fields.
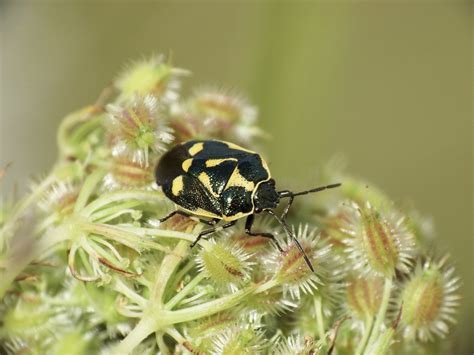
left=155, top=140, right=271, bottom=221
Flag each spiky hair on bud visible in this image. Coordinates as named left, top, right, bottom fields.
left=102, top=152, right=156, bottom=191
left=196, top=238, right=254, bottom=292
left=344, top=275, right=384, bottom=323
left=340, top=200, right=415, bottom=278
left=210, top=324, right=267, bottom=355
left=396, top=255, right=461, bottom=342
left=266, top=224, right=332, bottom=300
left=241, top=289, right=297, bottom=324
left=115, top=54, right=189, bottom=104
left=170, top=88, right=264, bottom=145
left=106, top=94, right=174, bottom=167
left=270, top=333, right=319, bottom=355
left=38, top=182, right=80, bottom=217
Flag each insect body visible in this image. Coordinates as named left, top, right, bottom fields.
left=155, top=139, right=340, bottom=272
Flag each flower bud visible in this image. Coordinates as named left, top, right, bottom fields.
left=272, top=334, right=319, bottom=355
left=115, top=55, right=188, bottom=103
left=399, top=256, right=461, bottom=342
left=106, top=94, right=173, bottom=167
left=211, top=325, right=266, bottom=355
left=345, top=275, right=384, bottom=321
left=269, top=224, right=333, bottom=300
left=102, top=153, right=155, bottom=191
left=170, top=89, right=263, bottom=145
left=342, top=201, right=415, bottom=278
left=196, top=239, right=253, bottom=291
left=39, top=182, right=80, bottom=217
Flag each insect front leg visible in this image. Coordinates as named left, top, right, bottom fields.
left=159, top=210, right=218, bottom=226
left=244, top=214, right=283, bottom=252
left=280, top=195, right=294, bottom=221
left=190, top=220, right=237, bottom=248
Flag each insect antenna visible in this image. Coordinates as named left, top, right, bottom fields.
left=265, top=209, right=315, bottom=272
left=279, top=183, right=341, bottom=198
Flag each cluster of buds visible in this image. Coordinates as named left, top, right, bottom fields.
left=170, top=88, right=264, bottom=146
left=0, top=55, right=462, bottom=355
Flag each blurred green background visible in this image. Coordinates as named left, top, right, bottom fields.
left=1, top=1, right=471, bottom=352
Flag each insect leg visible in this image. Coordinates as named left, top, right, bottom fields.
left=190, top=220, right=237, bottom=248
left=265, top=209, right=315, bottom=272
left=159, top=210, right=217, bottom=226
left=159, top=210, right=188, bottom=222
left=280, top=195, right=294, bottom=221
left=244, top=214, right=283, bottom=252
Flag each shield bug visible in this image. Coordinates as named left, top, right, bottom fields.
left=155, top=139, right=340, bottom=271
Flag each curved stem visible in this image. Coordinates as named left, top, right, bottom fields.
left=81, top=190, right=164, bottom=217
left=114, top=316, right=157, bottom=355
left=160, top=284, right=257, bottom=325
left=366, top=277, right=393, bottom=349
left=151, top=240, right=190, bottom=304
left=315, top=296, right=326, bottom=344
left=74, top=169, right=106, bottom=213
left=355, top=315, right=374, bottom=355
left=57, top=106, right=103, bottom=159
left=155, top=332, right=170, bottom=355
left=165, top=272, right=206, bottom=310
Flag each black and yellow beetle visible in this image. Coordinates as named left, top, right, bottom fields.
left=155, top=139, right=340, bottom=272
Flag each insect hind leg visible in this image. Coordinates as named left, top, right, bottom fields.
left=244, top=214, right=283, bottom=252
left=159, top=210, right=218, bottom=226
left=190, top=221, right=237, bottom=248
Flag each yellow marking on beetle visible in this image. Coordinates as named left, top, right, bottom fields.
left=171, top=176, right=184, bottom=196
left=259, top=156, right=271, bottom=176
left=198, top=172, right=219, bottom=197
left=189, top=142, right=204, bottom=156
left=225, top=167, right=255, bottom=191
left=222, top=210, right=252, bottom=221
left=225, top=141, right=254, bottom=154
left=182, top=158, right=193, bottom=172
left=194, top=207, right=222, bottom=219
left=205, top=158, right=237, bottom=168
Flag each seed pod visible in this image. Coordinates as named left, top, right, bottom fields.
left=345, top=275, right=384, bottom=321
left=196, top=239, right=254, bottom=291
left=115, top=55, right=188, bottom=103
left=106, top=94, right=173, bottom=167
left=399, top=255, right=461, bottom=342
left=342, top=201, right=415, bottom=278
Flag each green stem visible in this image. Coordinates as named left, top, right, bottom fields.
left=57, top=106, right=102, bottom=159
left=70, top=115, right=103, bottom=145
left=117, top=277, right=272, bottom=353
left=315, top=296, right=326, bottom=344
left=82, top=223, right=172, bottom=253
left=81, top=190, right=164, bottom=217
left=74, top=169, right=106, bottom=213
left=155, top=332, right=170, bottom=355
left=366, top=277, right=393, bottom=349
left=113, top=278, right=147, bottom=307
left=114, top=316, right=157, bottom=355
left=159, top=283, right=257, bottom=325
left=168, top=258, right=196, bottom=293
left=90, top=200, right=143, bottom=221
left=151, top=240, right=190, bottom=304
left=165, top=273, right=206, bottom=310
left=355, top=316, right=375, bottom=355
left=254, top=278, right=279, bottom=294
